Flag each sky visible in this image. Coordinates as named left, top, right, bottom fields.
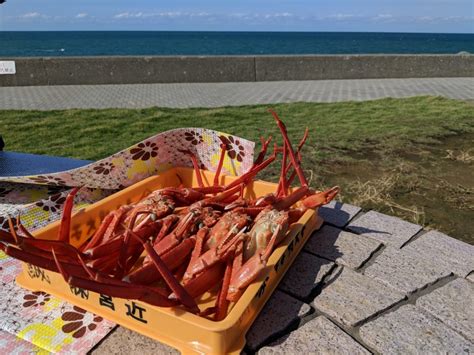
left=0, top=0, right=473, bottom=33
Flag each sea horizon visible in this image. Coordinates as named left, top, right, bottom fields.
left=2, top=30, right=473, bottom=34
left=1, top=31, right=473, bottom=57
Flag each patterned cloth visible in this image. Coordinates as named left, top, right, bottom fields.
left=0, top=128, right=255, bottom=353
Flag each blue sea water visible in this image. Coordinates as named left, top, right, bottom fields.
left=0, top=31, right=473, bottom=57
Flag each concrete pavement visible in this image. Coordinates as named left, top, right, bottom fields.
left=0, top=77, right=472, bottom=110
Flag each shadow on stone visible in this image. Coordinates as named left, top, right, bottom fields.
left=318, top=201, right=361, bottom=228
left=245, top=220, right=344, bottom=353
left=305, top=224, right=384, bottom=270
left=346, top=225, right=391, bottom=236
left=249, top=266, right=345, bottom=353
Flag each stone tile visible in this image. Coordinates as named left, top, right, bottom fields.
left=417, top=278, right=474, bottom=342
left=246, top=290, right=311, bottom=351
left=305, top=225, right=382, bottom=269
left=258, top=316, right=369, bottom=355
left=364, top=246, right=452, bottom=294
left=347, top=210, right=422, bottom=248
left=318, top=201, right=361, bottom=227
left=312, top=267, right=405, bottom=327
left=359, top=305, right=474, bottom=353
left=403, top=230, right=474, bottom=277
left=278, top=252, right=335, bottom=299
left=91, top=326, right=179, bottom=354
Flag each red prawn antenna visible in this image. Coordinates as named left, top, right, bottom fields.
left=252, top=136, right=273, bottom=168
left=268, top=109, right=308, bottom=188
left=179, top=149, right=205, bottom=189
left=214, top=143, right=227, bottom=187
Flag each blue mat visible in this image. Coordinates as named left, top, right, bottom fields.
left=0, top=151, right=92, bottom=177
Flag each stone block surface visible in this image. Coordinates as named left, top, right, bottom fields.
left=305, top=225, right=382, bottom=269
left=364, top=246, right=452, bottom=294
left=359, top=305, right=473, bottom=354
left=258, top=316, right=369, bottom=355
left=312, top=268, right=405, bottom=327
left=468, top=273, right=474, bottom=282
left=278, top=252, right=335, bottom=299
left=318, top=201, right=361, bottom=227
left=91, top=326, right=179, bottom=354
left=347, top=210, right=422, bottom=248
left=417, top=278, right=474, bottom=342
left=403, top=230, right=474, bottom=277
left=246, top=290, right=311, bottom=351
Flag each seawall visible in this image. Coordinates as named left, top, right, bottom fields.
left=0, top=54, right=472, bottom=86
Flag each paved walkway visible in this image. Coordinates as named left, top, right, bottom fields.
left=1, top=77, right=473, bottom=109
left=93, top=202, right=474, bottom=354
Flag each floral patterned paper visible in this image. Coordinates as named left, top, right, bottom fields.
left=0, top=128, right=254, bottom=234
left=0, top=251, right=116, bottom=354
left=0, top=329, right=45, bottom=355
left=0, top=128, right=255, bottom=353
left=0, top=128, right=254, bottom=190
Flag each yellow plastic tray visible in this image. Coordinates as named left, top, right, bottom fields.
left=16, top=167, right=323, bottom=354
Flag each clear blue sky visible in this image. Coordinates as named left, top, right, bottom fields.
left=0, top=0, right=473, bottom=33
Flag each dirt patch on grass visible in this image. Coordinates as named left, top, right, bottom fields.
left=319, top=133, right=474, bottom=245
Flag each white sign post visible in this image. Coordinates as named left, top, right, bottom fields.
left=0, top=61, right=16, bottom=75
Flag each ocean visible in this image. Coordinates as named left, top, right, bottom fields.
left=0, top=31, right=473, bottom=57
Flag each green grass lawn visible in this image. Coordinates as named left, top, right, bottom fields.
left=1, top=96, right=473, bottom=243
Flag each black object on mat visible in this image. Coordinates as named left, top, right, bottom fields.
left=0, top=151, right=92, bottom=177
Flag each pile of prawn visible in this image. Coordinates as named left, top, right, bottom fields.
left=0, top=111, right=338, bottom=320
